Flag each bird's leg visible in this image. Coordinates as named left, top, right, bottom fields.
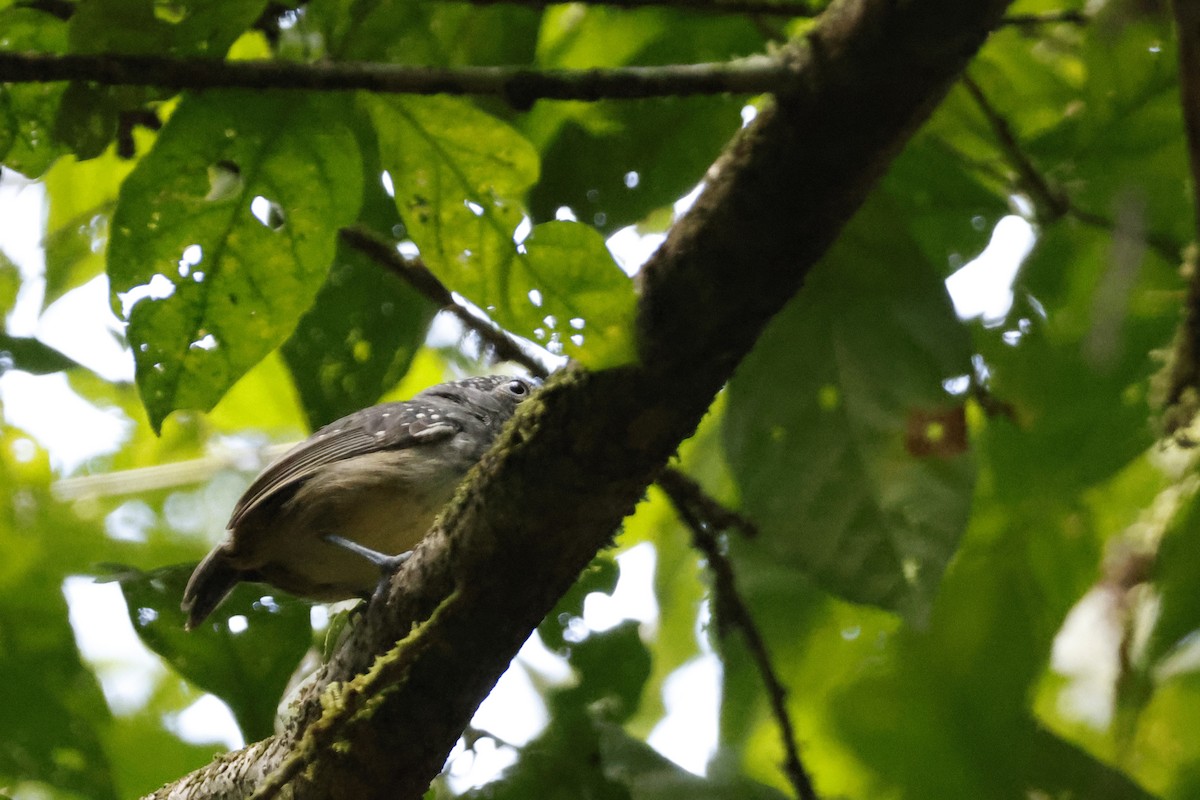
left=322, top=533, right=413, bottom=603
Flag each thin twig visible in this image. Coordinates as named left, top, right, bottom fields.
left=665, top=486, right=817, bottom=800
left=961, top=73, right=1070, bottom=222
left=0, top=52, right=792, bottom=105
left=339, top=226, right=547, bottom=376
left=960, top=75, right=1182, bottom=264
left=656, top=467, right=757, bottom=538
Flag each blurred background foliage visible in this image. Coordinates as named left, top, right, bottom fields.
left=1, top=0, right=1198, bottom=797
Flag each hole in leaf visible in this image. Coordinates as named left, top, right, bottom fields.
left=250, top=196, right=286, bottom=230
left=206, top=160, right=242, bottom=202
left=190, top=333, right=218, bottom=351
left=118, top=273, right=176, bottom=318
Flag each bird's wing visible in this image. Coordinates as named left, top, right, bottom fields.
left=228, top=402, right=460, bottom=529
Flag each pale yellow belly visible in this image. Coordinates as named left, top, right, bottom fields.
left=231, top=451, right=461, bottom=600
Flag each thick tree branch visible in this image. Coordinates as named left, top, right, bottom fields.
left=143, top=0, right=1012, bottom=797
left=0, top=52, right=792, bottom=103
left=1157, top=0, right=1200, bottom=435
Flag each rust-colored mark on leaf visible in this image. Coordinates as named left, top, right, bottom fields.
left=905, top=405, right=968, bottom=458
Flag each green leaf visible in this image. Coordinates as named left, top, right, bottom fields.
left=303, top=0, right=539, bottom=67
left=282, top=246, right=437, bottom=429
left=52, top=82, right=120, bottom=161
left=369, top=96, right=637, bottom=367
left=0, top=333, right=82, bottom=374
left=524, top=8, right=762, bottom=233
left=519, top=222, right=637, bottom=367
left=0, top=6, right=69, bottom=176
left=723, top=196, right=975, bottom=620
left=112, top=563, right=312, bottom=742
left=0, top=250, right=20, bottom=317
left=283, top=116, right=439, bottom=428
left=67, top=0, right=267, bottom=57
left=878, top=136, right=1010, bottom=276
left=367, top=93, right=537, bottom=274
left=563, top=621, right=651, bottom=724
left=108, top=90, right=363, bottom=433
left=42, top=150, right=134, bottom=309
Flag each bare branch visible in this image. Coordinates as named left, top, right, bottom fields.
left=656, top=465, right=757, bottom=539
left=659, top=472, right=814, bottom=799
left=0, top=51, right=793, bottom=105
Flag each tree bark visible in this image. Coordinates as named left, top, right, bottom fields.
left=145, top=0, right=1013, bottom=797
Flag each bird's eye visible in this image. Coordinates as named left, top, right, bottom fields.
left=506, top=379, right=528, bottom=396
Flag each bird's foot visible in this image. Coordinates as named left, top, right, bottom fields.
left=322, top=534, right=413, bottom=604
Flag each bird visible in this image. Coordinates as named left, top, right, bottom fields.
left=181, top=375, right=538, bottom=630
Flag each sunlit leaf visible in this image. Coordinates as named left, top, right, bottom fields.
left=109, top=91, right=363, bottom=432
left=0, top=333, right=81, bottom=374
left=42, top=151, right=135, bottom=309
left=368, top=96, right=636, bottom=367
left=0, top=6, right=69, bottom=176
left=283, top=120, right=439, bottom=428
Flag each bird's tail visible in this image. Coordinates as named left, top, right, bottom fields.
left=181, top=547, right=241, bottom=630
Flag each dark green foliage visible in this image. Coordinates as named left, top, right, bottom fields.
left=2, top=0, right=1198, bottom=798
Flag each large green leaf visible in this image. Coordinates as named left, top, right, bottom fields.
left=113, top=563, right=312, bottom=742
left=42, top=151, right=134, bottom=309
left=723, top=196, right=975, bottom=619
left=0, top=333, right=82, bottom=375
left=108, top=90, right=363, bottom=432
left=303, top=0, right=540, bottom=67
left=0, top=6, right=69, bottom=176
left=283, top=118, right=438, bottom=429
left=368, top=96, right=636, bottom=367
left=67, top=0, right=267, bottom=56
left=525, top=7, right=761, bottom=233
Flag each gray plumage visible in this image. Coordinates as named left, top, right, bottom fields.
left=181, top=375, right=537, bottom=630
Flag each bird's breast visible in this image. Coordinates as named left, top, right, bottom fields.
left=237, top=448, right=468, bottom=600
